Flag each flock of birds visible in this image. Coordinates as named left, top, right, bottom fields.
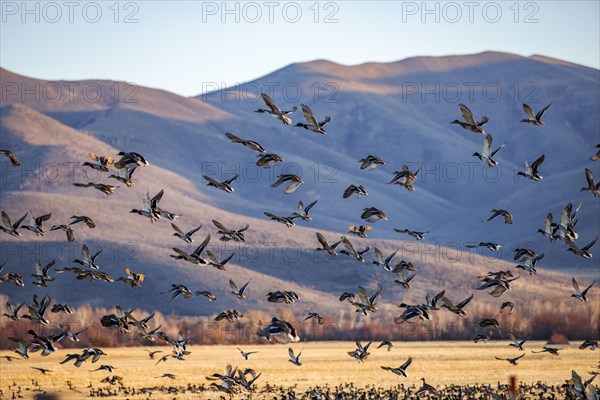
left=1, top=91, right=599, bottom=399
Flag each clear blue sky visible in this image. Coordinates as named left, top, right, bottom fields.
left=2, top=1, right=598, bottom=96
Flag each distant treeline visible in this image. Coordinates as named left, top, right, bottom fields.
left=1, top=297, right=597, bottom=349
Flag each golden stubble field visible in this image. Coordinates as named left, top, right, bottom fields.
left=0, top=341, right=597, bottom=399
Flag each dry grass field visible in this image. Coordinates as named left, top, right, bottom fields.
left=1, top=341, right=597, bottom=399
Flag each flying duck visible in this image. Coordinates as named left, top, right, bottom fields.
left=264, top=211, right=295, bottom=227
left=381, top=356, right=412, bottom=376
left=361, top=207, right=387, bottom=223
left=49, top=224, right=75, bottom=242
left=291, top=200, right=317, bottom=221
left=82, top=153, right=114, bottom=172
left=359, top=155, right=385, bottom=170
left=108, top=166, right=137, bottom=187
left=69, top=215, right=95, bottom=228
left=73, top=182, right=119, bottom=195
left=388, top=165, right=419, bottom=191
left=571, top=277, right=595, bottom=302
left=472, top=134, right=507, bottom=167
left=21, top=211, right=51, bottom=235
left=204, top=174, right=238, bottom=193
left=237, top=348, right=258, bottom=360
left=171, top=223, right=201, bottom=243
left=521, top=103, right=551, bottom=125
left=495, top=354, right=525, bottom=366
left=225, top=132, right=266, bottom=153
left=1, top=211, right=27, bottom=236
left=114, top=151, right=148, bottom=169
left=348, top=224, right=372, bottom=238
left=315, top=232, right=341, bottom=255
left=230, top=279, right=251, bottom=300
left=257, top=317, right=300, bottom=343
left=567, top=236, right=597, bottom=259
left=482, top=209, right=513, bottom=224
left=349, top=285, right=381, bottom=316
left=295, top=104, right=331, bottom=134
left=288, top=347, right=303, bottom=366
left=581, top=168, right=600, bottom=197
left=73, top=244, right=102, bottom=270
left=0, top=149, right=20, bottom=166
left=343, top=184, right=368, bottom=198
left=451, top=103, right=488, bottom=134
left=591, top=144, right=600, bottom=161
left=441, top=294, right=473, bottom=316
left=212, top=219, right=249, bottom=242
left=372, top=248, right=398, bottom=271
left=271, top=174, right=303, bottom=194
left=517, top=154, right=545, bottom=181
left=255, top=93, right=297, bottom=125
left=256, top=153, right=283, bottom=168
left=339, top=237, right=370, bottom=262
left=304, top=312, right=324, bottom=324
left=394, top=228, right=429, bottom=241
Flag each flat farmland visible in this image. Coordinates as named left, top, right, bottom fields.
left=1, top=341, right=597, bottom=399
